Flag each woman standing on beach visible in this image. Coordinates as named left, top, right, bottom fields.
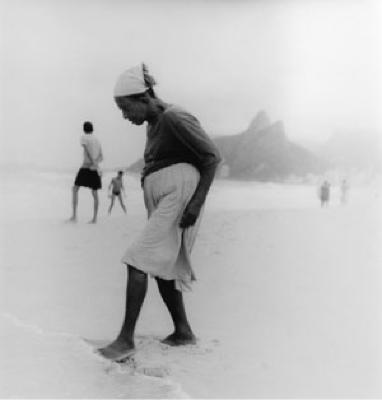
left=99, top=64, right=221, bottom=361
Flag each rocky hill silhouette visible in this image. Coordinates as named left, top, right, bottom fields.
left=214, top=111, right=325, bottom=180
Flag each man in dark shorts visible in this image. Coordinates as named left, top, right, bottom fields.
left=69, top=121, right=103, bottom=223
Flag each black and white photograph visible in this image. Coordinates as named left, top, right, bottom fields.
left=0, top=0, right=381, bottom=398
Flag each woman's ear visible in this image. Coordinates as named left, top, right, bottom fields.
left=138, top=92, right=152, bottom=104
left=140, top=96, right=150, bottom=104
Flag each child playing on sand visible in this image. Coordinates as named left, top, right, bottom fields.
left=108, top=171, right=127, bottom=214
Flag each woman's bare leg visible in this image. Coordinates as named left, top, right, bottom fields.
left=98, top=265, right=147, bottom=359
left=156, top=278, right=196, bottom=346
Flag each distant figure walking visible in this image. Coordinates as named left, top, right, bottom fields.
left=69, top=121, right=103, bottom=223
left=108, top=171, right=127, bottom=214
left=319, top=180, right=331, bottom=207
left=340, top=179, right=349, bottom=205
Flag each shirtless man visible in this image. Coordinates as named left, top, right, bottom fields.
left=108, top=171, right=127, bottom=214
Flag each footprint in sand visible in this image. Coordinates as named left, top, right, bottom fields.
left=137, top=366, right=170, bottom=378
left=84, top=335, right=220, bottom=377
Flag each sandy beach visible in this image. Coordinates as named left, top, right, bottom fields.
left=0, top=169, right=381, bottom=398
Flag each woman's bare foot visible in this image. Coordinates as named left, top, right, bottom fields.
left=98, top=339, right=135, bottom=361
left=66, top=216, right=77, bottom=223
left=161, top=332, right=197, bottom=346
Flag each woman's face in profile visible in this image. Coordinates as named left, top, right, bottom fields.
left=115, top=96, right=147, bottom=126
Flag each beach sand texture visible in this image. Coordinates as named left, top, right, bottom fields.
left=1, top=170, right=381, bottom=398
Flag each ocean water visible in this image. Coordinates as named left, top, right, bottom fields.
left=0, top=313, right=189, bottom=398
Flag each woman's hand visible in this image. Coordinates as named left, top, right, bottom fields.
left=179, top=203, right=200, bottom=228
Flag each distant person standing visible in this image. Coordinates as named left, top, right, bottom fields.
left=69, top=121, right=103, bottom=223
left=319, top=180, right=331, bottom=207
left=340, top=179, right=349, bottom=205
left=108, top=171, right=127, bottom=214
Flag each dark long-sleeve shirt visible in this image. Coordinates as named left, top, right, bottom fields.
left=142, top=104, right=221, bottom=210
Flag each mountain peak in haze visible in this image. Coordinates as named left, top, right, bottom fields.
left=247, top=110, right=271, bottom=133
left=214, top=111, right=324, bottom=180
left=265, top=120, right=286, bottom=141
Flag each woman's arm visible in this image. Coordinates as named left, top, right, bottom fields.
left=165, top=110, right=221, bottom=227
left=82, top=144, right=95, bottom=166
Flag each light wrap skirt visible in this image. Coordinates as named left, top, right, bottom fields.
left=121, top=163, right=202, bottom=291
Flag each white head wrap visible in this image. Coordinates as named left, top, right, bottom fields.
left=114, top=64, right=147, bottom=97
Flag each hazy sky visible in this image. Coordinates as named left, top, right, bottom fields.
left=1, top=0, right=381, bottom=169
